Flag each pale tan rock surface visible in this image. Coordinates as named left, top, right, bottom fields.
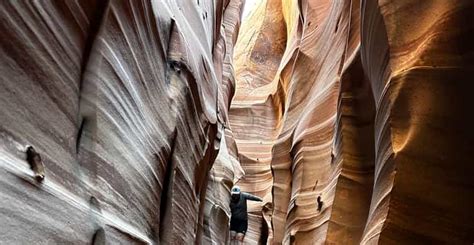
left=230, top=0, right=287, bottom=243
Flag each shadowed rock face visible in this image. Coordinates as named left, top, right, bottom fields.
left=231, top=0, right=474, bottom=244
left=361, top=0, right=474, bottom=244
left=0, top=0, right=244, bottom=244
left=1, top=0, right=473, bottom=244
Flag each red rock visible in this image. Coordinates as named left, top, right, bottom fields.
left=1, top=0, right=473, bottom=244
left=230, top=0, right=474, bottom=244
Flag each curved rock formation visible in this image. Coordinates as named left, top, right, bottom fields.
left=231, top=0, right=363, bottom=243
left=230, top=0, right=288, bottom=243
left=230, top=0, right=474, bottom=244
left=1, top=0, right=473, bottom=244
left=1, top=0, right=244, bottom=244
left=360, top=0, right=474, bottom=243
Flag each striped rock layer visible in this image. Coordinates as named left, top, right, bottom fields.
left=1, top=0, right=474, bottom=244
left=230, top=0, right=474, bottom=244
left=0, top=0, right=244, bottom=244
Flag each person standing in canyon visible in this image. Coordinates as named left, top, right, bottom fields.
left=229, top=186, right=263, bottom=244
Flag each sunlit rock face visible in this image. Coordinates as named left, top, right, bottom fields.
left=360, top=0, right=474, bottom=244
left=0, top=0, right=244, bottom=244
left=231, top=0, right=474, bottom=244
left=230, top=0, right=287, bottom=243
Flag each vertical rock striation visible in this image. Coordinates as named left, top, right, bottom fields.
left=232, top=0, right=363, bottom=243
left=231, top=0, right=474, bottom=244
left=1, top=0, right=244, bottom=244
left=1, top=0, right=474, bottom=244
left=360, top=0, right=474, bottom=243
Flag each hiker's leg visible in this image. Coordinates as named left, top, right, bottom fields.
left=236, top=232, right=245, bottom=245
left=230, top=230, right=236, bottom=245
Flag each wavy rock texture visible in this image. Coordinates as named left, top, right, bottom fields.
left=0, top=0, right=244, bottom=244
left=1, top=0, right=474, bottom=244
left=231, top=0, right=474, bottom=244
left=232, top=0, right=361, bottom=243
left=360, top=0, right=474, bottom=244
left=230, top=0, right=287, bottom=243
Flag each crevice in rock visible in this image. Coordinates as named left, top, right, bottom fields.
left=76, top=118, right=86, bottom=154
left=259, top=214, right=269, bottom=245
left=194, top=123, right=220, bottom=244
left=2, top=0, right=473, bottom=244
left=158, top=130, right=178, bottom=243
left=91, top=227, right=105, bottom=245
left=78, top=0, right=109, bottom=94
left=335, top=13, right=342, bottom=33
left=25, top=146, right=45, bottom=182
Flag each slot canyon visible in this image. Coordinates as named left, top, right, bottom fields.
left=0, top=0, right=473, bottom=244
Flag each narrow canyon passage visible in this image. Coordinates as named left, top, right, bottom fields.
left=229, top=0, right=375, bottom=243
left=1, top=0, right=473, bottom=244
left=230, top=0, right=474, bottom=244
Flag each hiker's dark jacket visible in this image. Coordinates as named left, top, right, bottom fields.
left=230, top=192, right=262, bottom=221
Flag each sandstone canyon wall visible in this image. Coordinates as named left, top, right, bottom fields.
left=0, top=0, right=244, bottom=244
left=360, top=0, right=474, bottom=244
left=1, top=0, right=474, bottom=244
left=231, top=0, right=474, bottom=244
